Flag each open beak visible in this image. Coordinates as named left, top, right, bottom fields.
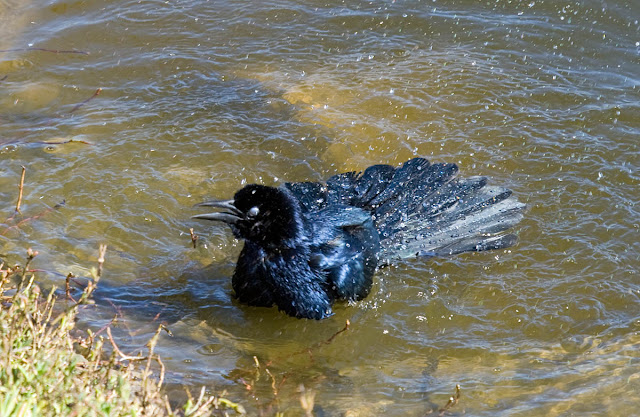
left=192, top=199, right=244, bottom=224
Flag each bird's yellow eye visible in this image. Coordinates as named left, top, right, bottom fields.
left=247, top=206, right=260, bottom=218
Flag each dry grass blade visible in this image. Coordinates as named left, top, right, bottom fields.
left=0, top=246, right=245, bottom=416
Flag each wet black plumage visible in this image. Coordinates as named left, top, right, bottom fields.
left=194, top=157, right=525, bottom=319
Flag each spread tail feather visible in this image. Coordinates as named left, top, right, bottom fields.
left=284, top=157, right=525, bottom=266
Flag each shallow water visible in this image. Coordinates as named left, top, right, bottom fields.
left=1, top=0, right=639, bottom=415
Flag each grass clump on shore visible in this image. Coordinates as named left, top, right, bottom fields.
left=0, top=246, right=244, bottom=417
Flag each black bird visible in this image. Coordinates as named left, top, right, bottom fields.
left=194, top=157, right=525, bottom=319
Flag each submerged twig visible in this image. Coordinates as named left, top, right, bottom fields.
left=301, top=320, right=350, bottom=360
left=0, top=47, right=89, bottom=55
left=105, top=298, right=136, bottom=338
left=425, top=384, right=461, bottom=416
left=0, top=75, right=7, bottom=82
left=91, top=315, right=117, bottom=340
left=265, top=368, right=278, bottom=396
left=304, top=319, right=350, bottom=360
left=6, top=166, right=26, bottom=222
left=324, top=319, right=350, bottom=345
left=1, top=200, right=66, bottom=236
left=40, top=138, right=92, bottom=146
left=266, top=320, right=351, bottom=368
left=151, top=306, right=168, bottom=325
left=235, top=319, right=350, bottom=412
left=70, top=88, right=102, bottom=113
left=106, top=327, right=145, bottom=362
left=106, top=324, right=169, bottom=406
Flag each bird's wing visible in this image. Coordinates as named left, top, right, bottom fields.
left=308, top=206, right=380, bottom=301
left=285, top=157, right=525, bottom=266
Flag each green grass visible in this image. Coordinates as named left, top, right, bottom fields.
left=0, top=247, right=245, bottom=417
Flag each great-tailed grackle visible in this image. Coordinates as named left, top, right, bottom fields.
left=194, top=157, right=525, bottom=319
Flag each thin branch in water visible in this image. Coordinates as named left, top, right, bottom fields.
left=307, top=319, right=350, bottom=360
left=106, top=324, right=169, bottom=409
left=15, top=165, right=26, bottom=214
left=425, top=384, right=461, bottom=416
left=0, top=75, right=7, bottom=82
left=151, top=306, right=167, bottom=324
left=304, top=319, right=351, bottom=358
left=70, top=88, right=102, bottom=113
left=106, top=298, right=125, bottom=321
left=189, top=228, right=198, bottom=248
left=301, top=319, right=351, bottom=355
left=144, top=324, right=168, bottom=389
left=265, top=368, right=278, bottom=396
left=0, top=47, right=89, bottom=55
left=324, top=319, right=350, bottom=345
left=65, top=273, right=85, bottom=288
left=266, top=320, right=351, bottom=368
left=1, top=200, right=66, bottom=236
left=159, top=323, right=172, bottom=337
left=66, top=273, right=77, bottom=303
left=40, top=138, right=92, bottom=146
left=188, top=386, right=218, bottom=416
left=106, top=326, right=145, bottom=362
left=6, top=166, right=26, bottom=222
left=105, top=298, right=135, bottom=338
left=438, top=384, right=461, bottom=416
left=20, top=269, right=66, bottom=278
left=92, top=315, right=117, bottom=338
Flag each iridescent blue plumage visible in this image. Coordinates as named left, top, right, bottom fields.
left=194, top=157, right=525, bottom=319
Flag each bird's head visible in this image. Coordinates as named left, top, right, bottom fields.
left=193, top=184, right=305, bottom=247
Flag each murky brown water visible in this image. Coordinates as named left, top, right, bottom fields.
left=1, top=0, right=639, bottom=415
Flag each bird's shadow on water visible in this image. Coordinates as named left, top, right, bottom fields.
left=89, top=259, right=444, bottom=415
left=92, top=258, right=365, bottom=356
left=91, top=261, right=375, bottom=409
left=94, top=261, right=264, bottom=331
